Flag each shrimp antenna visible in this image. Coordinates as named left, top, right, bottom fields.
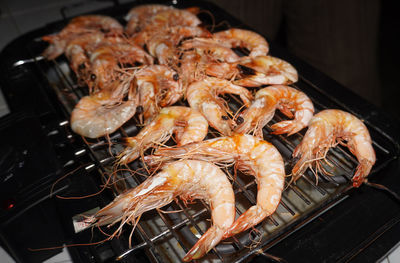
left=254, top=249, right=288, bottom=263
left=56, top=169, right=118, bottom=200
left=50, top=164, right=86, bottom=197
left=364, top=181, right=400, bottom=203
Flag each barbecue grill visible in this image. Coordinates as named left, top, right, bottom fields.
left=1, top=1, right=400, bottom=263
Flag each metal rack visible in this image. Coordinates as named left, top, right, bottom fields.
left=21, top=2, right=398, bottom=262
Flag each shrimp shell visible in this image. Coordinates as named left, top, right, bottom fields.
left=235, top=85, right=314, bottom=137
left=93, top=160, right=235, bottom=261
left=292, top=109, right=376, bottom=187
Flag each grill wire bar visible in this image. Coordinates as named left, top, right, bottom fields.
left=44, top=57, right=355, bottom=262
left=27, top=7, right=398, bottom=259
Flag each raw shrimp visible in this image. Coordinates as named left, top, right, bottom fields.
left=90, top=43, right=153, bottom=91
left=134, top=65, right=183, bottom=123
left=93, top=160, right=235, bottom=261
left=213, top=28, right=269, bottom=57
left=235, top=85, right=314, bottom=137
left=186, top=77, right=253, bottom=135
left=117, top=106, right=208, bottom=165
left=70, top=80, right=137, bottom=138
left=146, top=134, right=285, bottom=239
left=42, top=15, right=123, bottom=59
left=125, top=4, right=172, bottom=35
left=292, top=109, right=376, bottom=187
left=206, top=55, right=298, bottom=86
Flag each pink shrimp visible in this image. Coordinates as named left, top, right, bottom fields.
left=125, top=4, right=172, bottom=35
left=146, top=26, right=211, bottom=65
left=186, top=77, right=253, bottom=135
left=134, top=65, right=182, bottom=124
left=64, top=32, right=105, bottom=81
left=234, top=85, right=314, bottom=137
left=117, top=106, right=208, bottom=165
left=42, top=15, right=123, bottom=59
left=93, top=160, right=235, bottom=261
left=70, top=80, right=137, bottom=138
left=292, top=109, right=376, bottom=187
left=206, top=55, right=298, bottom=86
left=180, top=37, right=241, bottom=63
left=146, top=134, right=285, bottom=239
left=89, top=43, right=153, bottom=91
left=213, top=28, right=269, bottom=57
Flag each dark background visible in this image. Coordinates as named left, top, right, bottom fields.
left=208, top=0, right=400, bottom=121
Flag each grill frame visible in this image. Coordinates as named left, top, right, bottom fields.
left=1, top=0, right=400, bottom=262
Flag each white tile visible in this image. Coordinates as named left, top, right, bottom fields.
left=10, top=4, right=63, bottom=34
left=0, top=16, right=20, bottom=50
left=59, top=1, right=114, bottom=19
left=388, top=242, right=400, bottom=263
left=0, top=246, right=15, bottom=263
left=0, top=81, right=10, bottom=118
left=4, top=0, right=75, bottom=16
left=42, top=246, right=72, bottom=263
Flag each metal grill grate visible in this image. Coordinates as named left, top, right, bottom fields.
left=17, top=2, right=399, bottom=262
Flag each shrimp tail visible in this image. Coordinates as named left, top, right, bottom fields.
left=352, top=159, right=373, bottom=187
left=94, top=174, right=174, bottom=228
left=183, top=226, right=225, bottom=262
left=291, top=150, right=312, bottom=182
left=94, top=196, right=126, bottom=226
left=222, top=205, right=267, bottom=239
left=270, top=120, right=302, bottom=136
left=42, top=35, right=65, bottom=60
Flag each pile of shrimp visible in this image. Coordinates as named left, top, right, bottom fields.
left=42, top=4, right=376, bottom=261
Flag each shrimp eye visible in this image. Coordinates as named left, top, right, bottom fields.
left=236, top=116, right=244, bottom=124
left=90, top=74, right=97, bottom=81
left=221, top=115, right=229, bottom=120
left=136, top=105, right=143, bottom=113
left=177, top=62, right=182, bottom=67
left=173, top=74, right=179, bottom=81
left=79, top=63, right=85, bottom=70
